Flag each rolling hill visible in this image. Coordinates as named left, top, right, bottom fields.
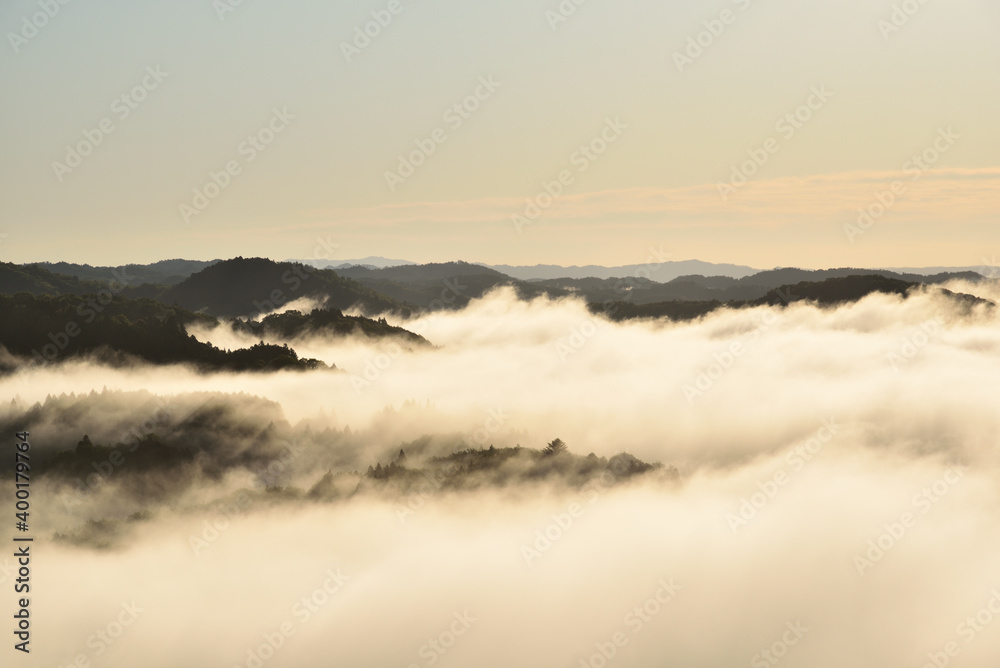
left=334, top=261, right=569, bottom=309
left=28, top=259, right=221, bottom=286
left=0, top=293, right=328, bottom=372
left=157, top=257, right=410, bottom=318
left=594, top=275, right=994, bottom=322
left=0, top=261, right=110, bottom=296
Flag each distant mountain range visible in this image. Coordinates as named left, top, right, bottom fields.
left=22, top=257, right=995, bottom=286
left=485, top=260, right=761, bottom=282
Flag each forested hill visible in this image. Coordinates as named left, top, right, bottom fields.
left=28, top=259, right=220, bottom=286
left=232, top=307, right=429, bottom=345
left=594, top=275, right=994, bottom=322
left=334, top=261, right=569, bottom=310
left=158, top=257, right=409, bottom=317
left=0, top=293, right=328, bottom=372
left=0, top=261, right=109, bottom=296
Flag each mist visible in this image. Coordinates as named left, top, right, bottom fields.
left=2, top=283, right=1000, bottom=667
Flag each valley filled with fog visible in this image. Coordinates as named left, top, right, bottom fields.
left=2, top=280, right=999, bottom=667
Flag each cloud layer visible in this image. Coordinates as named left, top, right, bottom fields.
left=2, top=282, right=1000, bottom=667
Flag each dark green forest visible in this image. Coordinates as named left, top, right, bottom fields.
left=0, top=293, right=327, bottom=372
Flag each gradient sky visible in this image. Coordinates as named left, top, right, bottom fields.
left=1, top=0, right=997, bottom=268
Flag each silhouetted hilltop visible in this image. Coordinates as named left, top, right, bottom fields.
left=29, top=259, right=220, bottom=286
left=315, top=439, right=677, bottom=501
left=0, top=293, right=328, bottom=372
left=595, top=275, right=994, bottom=322
left=753, top=274, right=914, bottom=306
left=233, top=307, right=429, bottom=345
left=336, top=261, right=568, bottom=310
left=0, top=261, right=108, bottom=296
left=158, top=257, right=409, bottom=318
left=541, top=268, right=984, bottom=306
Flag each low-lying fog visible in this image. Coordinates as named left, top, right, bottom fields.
left=2, top=281, right=1000, bottom=667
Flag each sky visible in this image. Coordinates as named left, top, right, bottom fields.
left=0, top=0, right=997, bottom=269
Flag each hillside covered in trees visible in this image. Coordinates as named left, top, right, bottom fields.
left=334, top=261, right=570, bottom=310
left=232, top=307, right=429, bottom=345
left=0, top=293, right=328, bottom=372
left=158, top=257, right=410, bottom=317
left=0, top=388, right=677, bottom=549
left=593, top=275, right=994, bottom=323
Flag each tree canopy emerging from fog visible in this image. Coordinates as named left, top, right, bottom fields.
left=543, top=438, right=568, bottom=456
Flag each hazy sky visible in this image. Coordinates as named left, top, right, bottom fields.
left=1, top=0, right=997, bottom=268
